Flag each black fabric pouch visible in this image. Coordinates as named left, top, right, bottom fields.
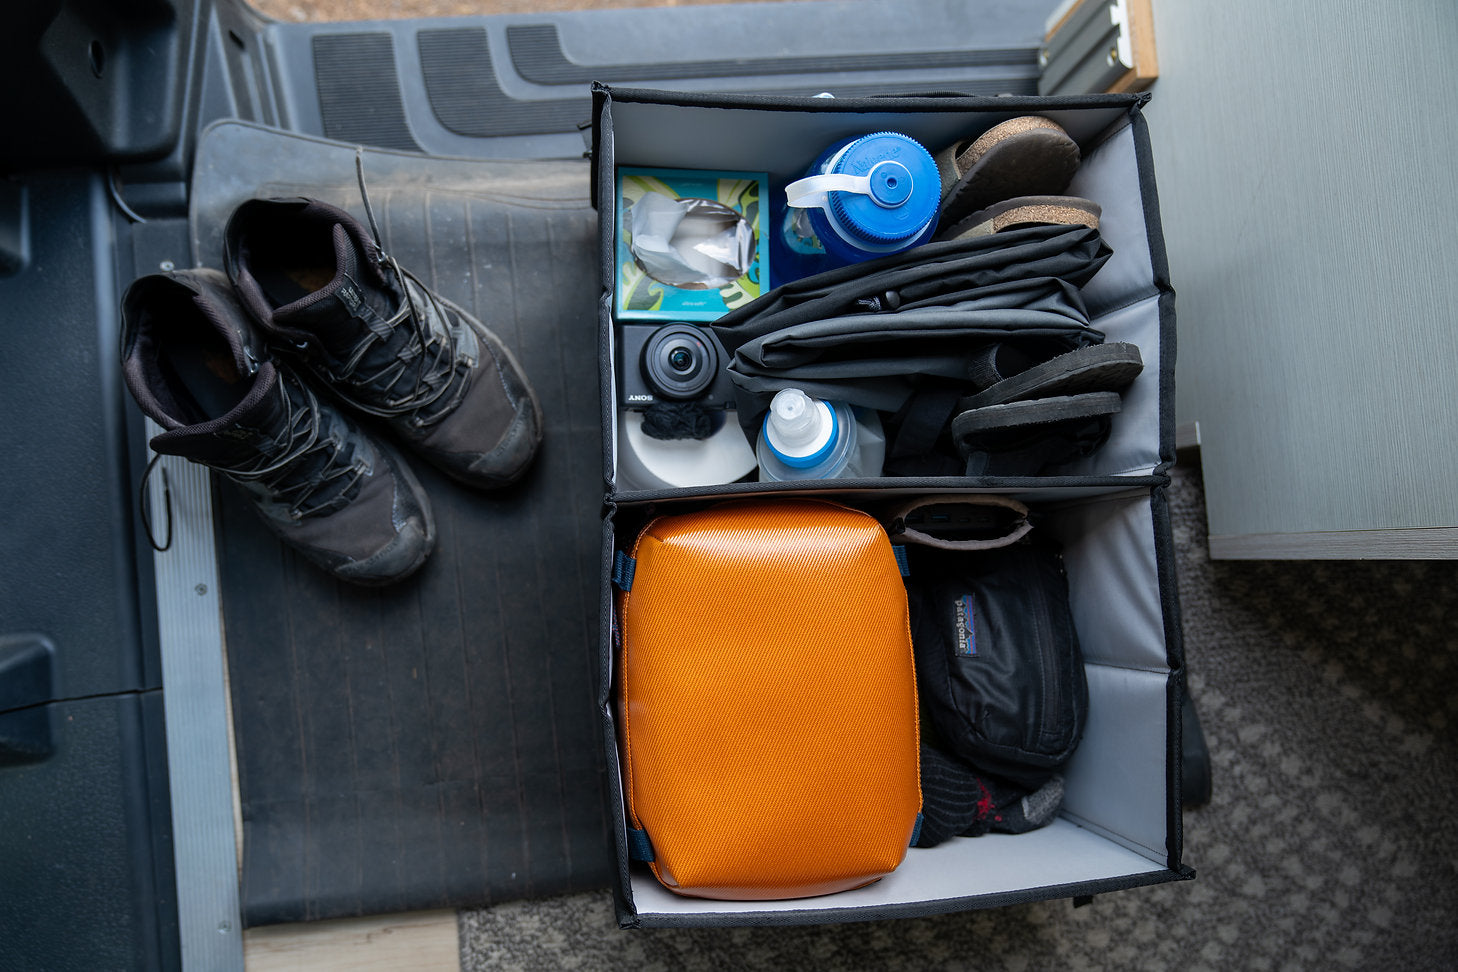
left=889, top=497, right=1089, bottom=790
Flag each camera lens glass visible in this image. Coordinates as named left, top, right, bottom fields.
left=642, top=323, right=719, bottom=401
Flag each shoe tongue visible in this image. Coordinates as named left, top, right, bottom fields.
left=273, top=223, right=400, bottom=350
left=188, top=289, right=260, bottom=380
left=150, top=363, right=291, bottom=465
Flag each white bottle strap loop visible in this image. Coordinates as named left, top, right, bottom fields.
left=786, top=160, right=915, bottom=212
left=784, top=172, right=875, bottom=211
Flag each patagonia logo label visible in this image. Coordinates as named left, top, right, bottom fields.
left=953, top=593, right=977, bottom=657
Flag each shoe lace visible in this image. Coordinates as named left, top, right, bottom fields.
left=216, top=371, right=368, bottom=521
left=332, top=152, right=475, bottom=428
left=136, top=372, right=364, bottom=552
left=139, top=453, right=173, bottom=552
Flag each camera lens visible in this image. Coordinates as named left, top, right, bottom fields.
left=641, top=323, right=720, bottom=401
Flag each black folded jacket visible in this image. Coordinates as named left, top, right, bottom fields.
left=712, top=224, right=1112, bottom=432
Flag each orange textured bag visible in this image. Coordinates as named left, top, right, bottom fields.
left=615, top=498, right=922, bottom=900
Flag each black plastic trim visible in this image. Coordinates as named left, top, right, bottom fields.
left=1125, top=107, right=1178, bottom=474
left=1150, top=483, right=1187, bottom=870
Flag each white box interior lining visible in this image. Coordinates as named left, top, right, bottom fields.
left=629, top=817, right=1166, bottom=918
left=1046, top=489, right=1169, bottom=670
left=1060, top=663, right=1171, bottom=859
left=609, top=101, right=1133, bottom=185
left=1071, top=123, right=1157, bottom=316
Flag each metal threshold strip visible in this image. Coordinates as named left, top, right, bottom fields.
left=146, top=418, right=245, bottom=971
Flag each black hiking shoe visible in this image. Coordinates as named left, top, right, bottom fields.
left=223, top=197, right=543, bottom=490
left=120, top=268, right=436, bottom=586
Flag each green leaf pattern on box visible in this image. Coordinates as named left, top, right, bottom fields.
left=617, top=168, right=766, bottom=320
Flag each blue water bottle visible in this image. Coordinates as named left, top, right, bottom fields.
left=772, top=131, right=941, bottom=282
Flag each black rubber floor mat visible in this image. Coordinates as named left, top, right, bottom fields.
left=190, top=122, right=610, bottom=925
left=418, top=28, right=591, bottom=138
left=269, top=2, right=1051, bottom=159
left=312, top=33, right=422, bottom=152
left=504, top=22, right=1038, bottom=85
left=416, top=26, right=1036, bottom=140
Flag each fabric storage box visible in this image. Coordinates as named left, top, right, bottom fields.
left=591, top=85, right=1190, bottom=926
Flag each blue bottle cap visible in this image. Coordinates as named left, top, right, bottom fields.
left=827, top=132, right=941, bottom=245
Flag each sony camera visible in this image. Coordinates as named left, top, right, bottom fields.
left=617, top=321, right=738, bottom=411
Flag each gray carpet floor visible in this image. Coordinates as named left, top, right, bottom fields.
left=456, top=460, right=1458, bottom=970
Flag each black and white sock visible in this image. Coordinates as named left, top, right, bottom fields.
left=915, top=744, right=1065, bottom=847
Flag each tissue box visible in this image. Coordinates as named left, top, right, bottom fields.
left=615, top=167, right=768, bottom=322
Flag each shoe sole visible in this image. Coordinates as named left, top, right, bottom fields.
left=951, top=391, right=1124, bottom=454
left=955, top=342, right=1143, bottom=412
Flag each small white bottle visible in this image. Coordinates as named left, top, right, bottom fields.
left=756, top=388, right=885, bottom=481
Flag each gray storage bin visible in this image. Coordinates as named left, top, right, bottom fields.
left=592, top=85, right=1189, bottom=927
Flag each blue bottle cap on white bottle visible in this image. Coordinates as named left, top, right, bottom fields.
left=825, top=132, right=941, bottom=245
left=763, top=388, right=839, bottom=468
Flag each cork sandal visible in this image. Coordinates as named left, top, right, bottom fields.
left=934, top=116, right=1082, bottom=226
left=937, top=195, right=1101, bottom=241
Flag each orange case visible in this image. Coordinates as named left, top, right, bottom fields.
left=617, top=498, right=921, bottom=900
